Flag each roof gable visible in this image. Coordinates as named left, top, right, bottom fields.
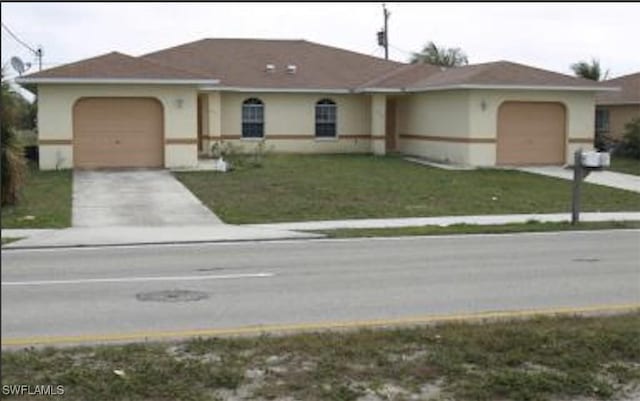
left=141, top=38, right=404, bottom=89
left=20, top=51, right=213, bottom=82
left=408, top=61, right=607, bottom=90
left=596, top=72, right=640, bottom=105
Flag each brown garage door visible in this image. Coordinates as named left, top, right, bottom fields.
left=497, top=102, right=565, bottom=165
left=73, top=97, right=164, bottom=168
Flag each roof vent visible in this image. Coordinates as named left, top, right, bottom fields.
left=286, top=64, right=297, bottom=74
left=265, top=64, right=275, bottom=72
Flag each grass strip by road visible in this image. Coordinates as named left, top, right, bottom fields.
left=175, top=154, right=640, bottom=224
left=313, top=220, right=640, bottom=238
left=1, top=165, right=72, bottom=228
left=610, top=156, right=640, bottom=176
left=1, top=237, right=23, bottom=246
left=2, top=312, right=639, bottom=401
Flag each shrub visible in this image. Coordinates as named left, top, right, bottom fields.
left=616, top=118, right=640, bottom=159
left=1, top=75, right=27, bottom=206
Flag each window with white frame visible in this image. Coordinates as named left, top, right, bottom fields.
left=315, top=99, right=337, bottom=138
left=242, top=98, right=264, bottom=138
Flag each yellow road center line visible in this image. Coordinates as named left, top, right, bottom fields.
left=3, top=303, right=639, bottom=347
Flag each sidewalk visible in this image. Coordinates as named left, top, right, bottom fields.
left=517, top=167, right=640, bottom=193
left=1, top=225, right=321, bottom=249
left=3, top=212, right=639, bottom=249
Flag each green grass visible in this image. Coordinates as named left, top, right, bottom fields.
left=610, top=156, right=640, bottom=175
left=175, top=154, right=640, bottom=224
left=316, top=220, right=640, bottom=238
left=1, top=237, right=23, bottom=246
left=1, top=165, right=72, bottom=228
left=2, top=313, right=639, bottom=401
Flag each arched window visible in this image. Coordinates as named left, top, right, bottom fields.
left=242, top=98, right=264, bottom=138
left=315, top=99, right=337, bottom=138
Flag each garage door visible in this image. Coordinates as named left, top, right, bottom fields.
left=497, top=102, right=565, bottom=165
left=73, top=97, right=164, bottom=168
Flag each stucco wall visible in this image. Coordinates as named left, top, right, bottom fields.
left=397, top=91, right=474, bottom=164
left=398, top=89, right=597, bottom=166
left=37, top=84, right=199, bottom=169
left=598, top=104, right=640, bottom=140
left=210, top=92, right=372, bottom=153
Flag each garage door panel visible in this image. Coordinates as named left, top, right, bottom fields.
left=73, top=98, right=164, bottom=168
left=497, top=102, right=565, bottom=166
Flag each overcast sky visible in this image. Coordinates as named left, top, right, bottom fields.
left=2, top=2, right=639, bottom=82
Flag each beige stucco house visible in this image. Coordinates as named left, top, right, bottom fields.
left=595, top=72, right=640, bottom=144
left=17, top=38, right=615, bottom=170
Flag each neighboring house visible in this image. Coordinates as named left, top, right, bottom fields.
left=595, top=72, right=640, bottom=143
left=17, top=38, right=616, bottom=170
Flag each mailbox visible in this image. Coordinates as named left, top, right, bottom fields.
left=581, top=151, right=610, bottom=168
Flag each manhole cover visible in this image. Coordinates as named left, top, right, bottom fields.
left=136, top=290, right=209, bottom=303
left=572, top=257, right=601, bottom=263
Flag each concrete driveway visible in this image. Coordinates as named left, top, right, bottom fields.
left=517, top=166, right=640, bottom=193
left=73, top=170, right=222, bottom=227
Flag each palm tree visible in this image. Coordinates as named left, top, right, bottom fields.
left=570, top=58, right=609, bottom=81
left=410, top=41, right=468, bottom=67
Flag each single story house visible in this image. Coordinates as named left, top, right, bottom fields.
left=595, top=72, right=640, bottom=142
left=17, top=38, right=616, bottom=170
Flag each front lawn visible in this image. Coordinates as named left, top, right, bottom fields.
left=175, top=155, right=640, bottom=224
left=1, top=165, right=72, bottom=228
left=2, top=313, right=638, bottom=401
left=610, top=156, right=640, bottom=176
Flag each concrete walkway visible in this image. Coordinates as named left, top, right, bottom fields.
left=73, top=170, right=222, bottom=227
left=517, top=166, right=640, bottom=193
left=4, top=212, right=639, bottom=249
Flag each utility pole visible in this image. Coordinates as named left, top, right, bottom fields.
left=377, top=3, right=390, bottom=59
left=36, top=47, right=43, bottom=71
left=383, top=3, right=389, bottom=59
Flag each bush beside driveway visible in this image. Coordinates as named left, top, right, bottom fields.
left=610, top=156, right=640, bottom=176
left=1, top=166, right=72, bottom=228
left=175, top=155, right=640, bottom=224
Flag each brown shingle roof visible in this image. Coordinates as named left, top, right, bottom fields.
left=19, top=39, right=615, bottom=92
left=141, top=38, right=403, bottom=89
left=407, top=61, right=607, bottom=90
left=356, top=63, right=441, bottom=89
left=596, top=72, right=640, bottom=105
left=22, top=51, right=212, bottom=80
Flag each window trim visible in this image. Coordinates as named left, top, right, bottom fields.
left=315, top=98, right=337, bottom=138
left=242, top=98, right=264, bottom=139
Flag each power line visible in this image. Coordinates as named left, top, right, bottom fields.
left=1, top=21, right=37, bottom=54
left=1, top=21, right=43, bottom=70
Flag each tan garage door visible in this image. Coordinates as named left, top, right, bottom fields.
left=497, top=102, right=565, bottom=165
left=73, top=97, right=164, bottom=168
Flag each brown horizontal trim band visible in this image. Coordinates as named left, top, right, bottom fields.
left=371, top=135, right=386, bottom=140
left=166, top=138, right=198, bottom=145
left=39, top=139, right=72, bottom=145
left=568, top=138, right=594, bottom=144
left=399, top=134, right=495, bottom=143
left=216, top=135, right=376, bottom=140
left=339, top=135, right=371, bottom=140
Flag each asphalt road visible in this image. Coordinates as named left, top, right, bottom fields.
left=2, top=230, right=639, bottom=346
